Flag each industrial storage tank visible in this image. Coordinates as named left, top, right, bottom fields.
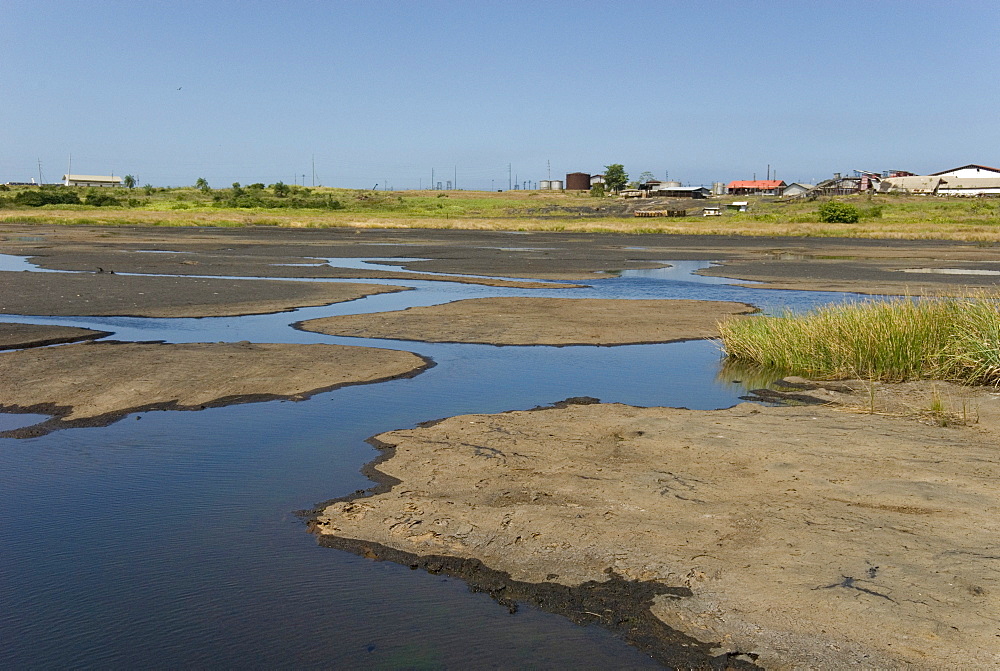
left=539, top=180, right=552, bottom=190
left=565, top=172, right=590, bottom=190
left=712, top=182, right=727, bottom=195
left=663, top=181, right=682, bottom=188
left=550, top=180, right=564, bottom=190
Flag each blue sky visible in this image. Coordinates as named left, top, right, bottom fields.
left=2, top=1, right=997, bottom=189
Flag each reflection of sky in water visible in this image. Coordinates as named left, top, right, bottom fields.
left=0, top=248, right=871, bottom=668
left=0, top=411, right=49, bottom=431
left=0, top=253, right=65, bottom=272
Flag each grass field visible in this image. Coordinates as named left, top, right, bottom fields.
left=2, top=184, right=1000, bottom=239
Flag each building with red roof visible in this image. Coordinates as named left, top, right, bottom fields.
left=726, top=180, right=786, bottom=196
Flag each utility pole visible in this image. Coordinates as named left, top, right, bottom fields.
left=432, top=168, right=435, bottom=190
left=547, top=160, right=551, bottom=180
left=508, top=163, right=512, bottom=190
left=37, top=158, right=43, bottom=185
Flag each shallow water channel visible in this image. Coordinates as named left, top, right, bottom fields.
left=0, top=257, right=861, bottom=668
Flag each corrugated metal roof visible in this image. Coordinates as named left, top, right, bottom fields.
left=727, top=180, right=785, bottom=189
left=879, top=176, right=941, bottom=192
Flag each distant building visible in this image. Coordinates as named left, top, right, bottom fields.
left=879, top=173, right=1000, bottom=196
left=63, top=174, right=122, bottom=188
left=727, top=180, right=786, bottom=196
left=813, top=173, right=880, bottom=196
left=590, top=174, right=605, bottom=186
left=936, top=178, right=1000, bottom=196
left=782, top=183, right=815, bottom=197
left=931, top=164, right=1000, bottom=179
left=878, top=176, right=942, bottom=195
left=647, top=185, right=710, bottom=198
left=565, top=172, right=590, bottom=190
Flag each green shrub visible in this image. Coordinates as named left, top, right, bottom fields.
left=818, top=201, right=861, bottom=223
left=84, top=190, right=121, bottom=206
left=13, top=187, right=82, bottom=207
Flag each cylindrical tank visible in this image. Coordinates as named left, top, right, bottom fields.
left=712, top=182, right=726, bottom=195
left=664, top=181, right=682, bottom=188
left=565, top=172, right=590, bottom=190
left=539, top=180, right=552, bottom=190
left=550, top=180, right=564, bottom=190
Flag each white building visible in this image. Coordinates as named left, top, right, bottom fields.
left=782, top=183, right=815, bottom=197
left=931, top=164, right=1000, bottom=179
left=63, top=174, right=122, bottom=187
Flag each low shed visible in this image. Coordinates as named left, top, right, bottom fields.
left=63, top=174, right=122, bottom=188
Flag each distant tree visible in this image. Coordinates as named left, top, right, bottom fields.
left=143, top=184, right=154, bottom=195
left=270, top=181, right=290, bottom=197
left=231, top=182, right=245, bottom=197
left=603, top=164, right=629, bottom=194
left=589, top=183, right=606, bottom=198
left=195, top=177, right=210, bottom=192
left=123, top=174, right=136, bottom=189
left=638, top=171, right=656, bottom=184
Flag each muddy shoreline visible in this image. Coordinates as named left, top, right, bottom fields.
left=312, top=387, right=1000, bottom=668
left=0, top=323, right=112, bottom=350
left=0, top=341, right=432, bottom=438
left=298, top=297, right=757, bottom=346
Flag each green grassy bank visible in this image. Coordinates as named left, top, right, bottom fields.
left=2, top=184, right=1000, bottom=239
left=719, top=296, right=1000, bottom=385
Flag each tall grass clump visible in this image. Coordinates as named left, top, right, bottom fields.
left=940, top=299, right=1000, bottom=383
left=719, top=296, right=1000, bottom=384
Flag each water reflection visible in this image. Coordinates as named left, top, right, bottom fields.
left=0, top=249, right=866, bottom=667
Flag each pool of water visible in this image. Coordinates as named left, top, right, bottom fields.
left=0, top=255, right=864, bottom=668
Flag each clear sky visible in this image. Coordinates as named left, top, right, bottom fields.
left=2, top=1, right=997, bottom=189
